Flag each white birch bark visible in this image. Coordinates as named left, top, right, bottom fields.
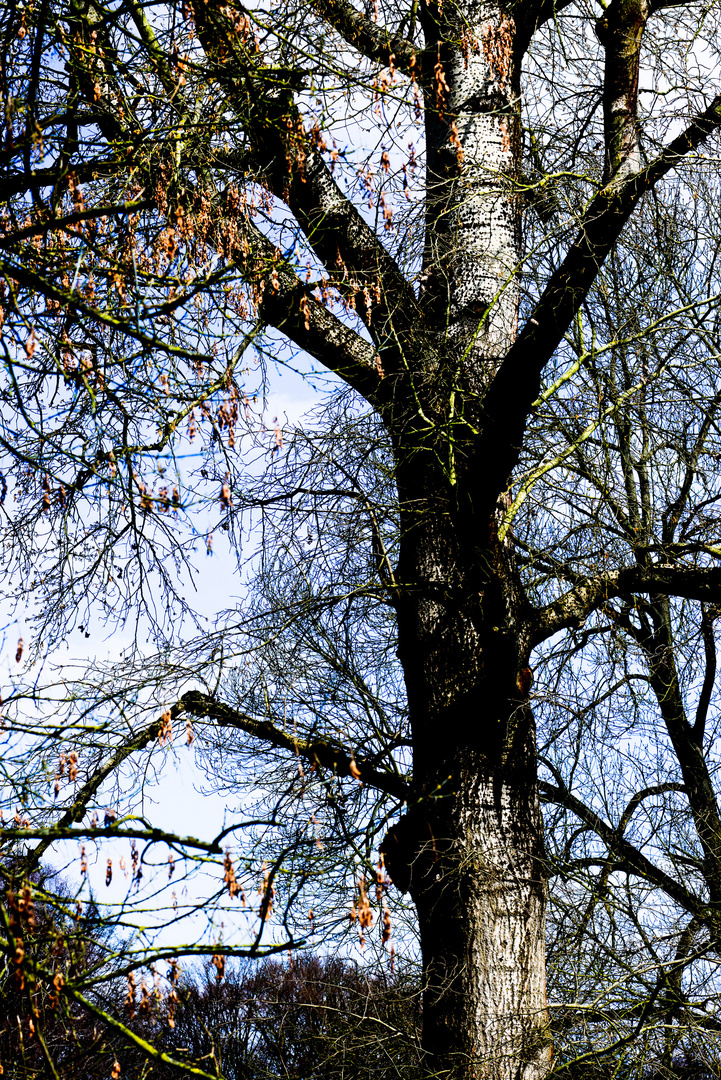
left=424, top=3, right=520, bottom=389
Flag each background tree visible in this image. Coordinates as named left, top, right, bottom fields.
left=528, top=180, right=721, bottom=1077
left=0, top=866, right=144, bottom=1080
left=148, top=954, right=422, bottom=1080
left=2, top=0, right=721, bottom=1077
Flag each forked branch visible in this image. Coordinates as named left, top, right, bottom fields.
left=532, top=565, right=721, bottom=644
left=474, top=92, right=721, bottom=520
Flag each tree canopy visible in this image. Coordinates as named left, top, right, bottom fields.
left=2, top=0, right=721, bottom=1075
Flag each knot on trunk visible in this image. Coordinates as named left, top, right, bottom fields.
left=380, top=804, right=450, bottom=896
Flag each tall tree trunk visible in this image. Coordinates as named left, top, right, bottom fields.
left=384, top=492, right=552, bottom=1078
left=381, top=6, right=551, bottom=1074
left=412, top=748, right=550, bottom=1080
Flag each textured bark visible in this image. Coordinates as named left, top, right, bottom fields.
left=384, top=643, right=552, bottom=1077
left=599, top=0, right=650, bottom=183
left=385, top=749, right=550, bottom=1077
left=412, top=760, right=550, bottom=1080
left=421, top=0, right=520, bottom=394
left=382, top=446, right=552, bottom=1076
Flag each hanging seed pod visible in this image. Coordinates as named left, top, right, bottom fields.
left=158, top=707, right=172, bottom=746
left=382, top=905, right=392, bottom=944
left=125, top=972, right=136, bottom=1016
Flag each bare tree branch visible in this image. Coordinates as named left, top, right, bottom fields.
left=180, top=690, right=411, bottom=801
left=532, top=565, right=721, bottom=644
left=193, top=0, right=419, bottom=351
left=472, top=93, right=721, bottom=522
left=539, top=779, right=703, bottom=917
left=306, top=0, right=419, bottom=75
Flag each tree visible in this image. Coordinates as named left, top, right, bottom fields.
left=0, top=866, right=145, bottom=1080
left=2, top=0, right=721, bottom=1076
left=150, top=954, right=422, bottom=1079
